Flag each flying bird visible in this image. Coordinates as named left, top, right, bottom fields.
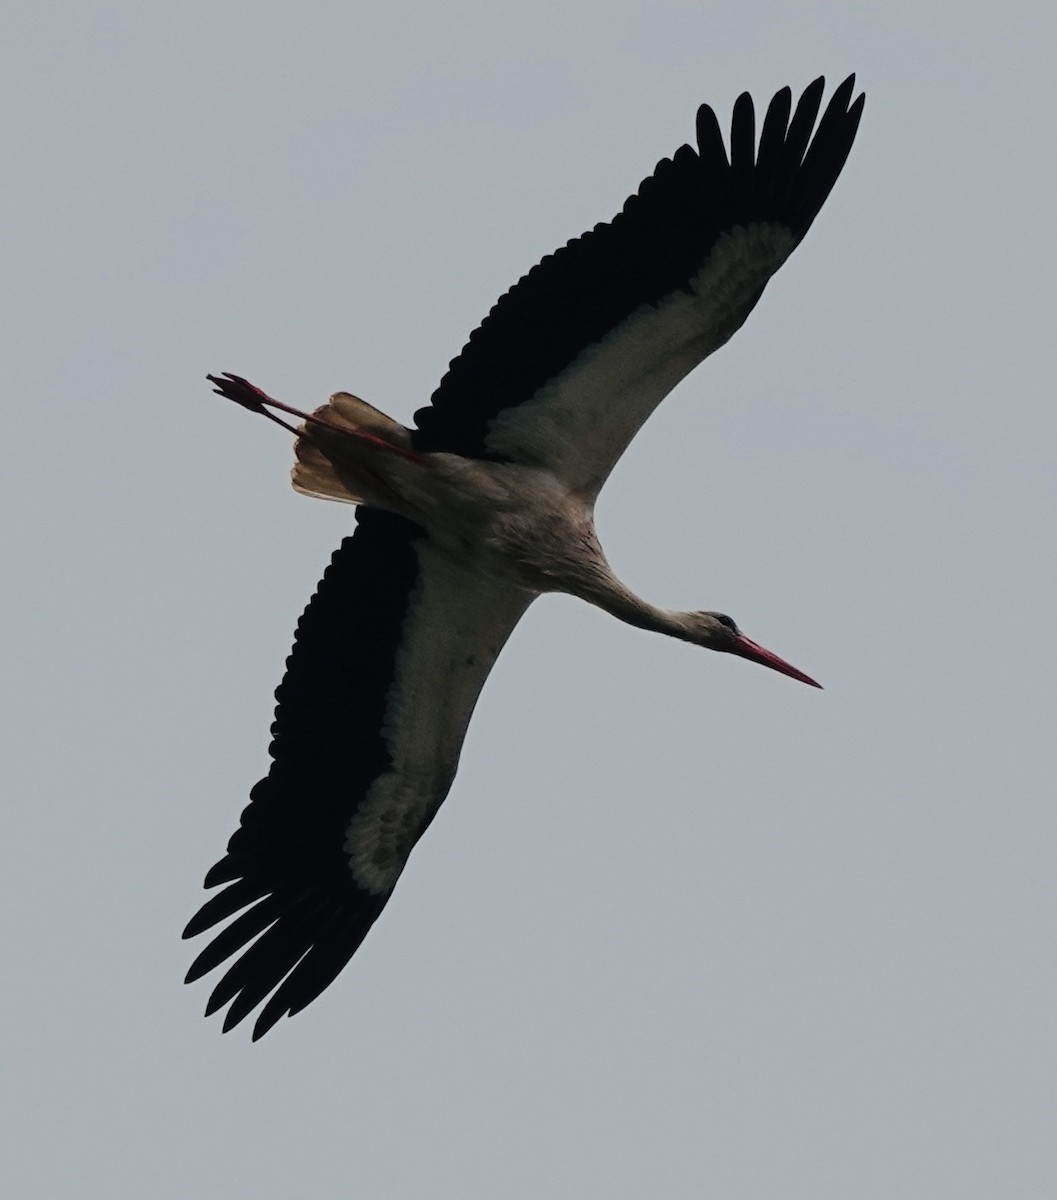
left=186, top=76, right=864, bottom=1038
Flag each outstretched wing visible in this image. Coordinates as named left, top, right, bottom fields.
left=412, top=76, right=864, bottom=496
left=184, top=509, right=532, bottom=1039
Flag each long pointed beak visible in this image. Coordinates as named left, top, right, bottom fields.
left=729, top=633, right=823, bottom=689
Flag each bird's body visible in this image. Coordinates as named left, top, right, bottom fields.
left=187, top=77, right=864, bottom=1038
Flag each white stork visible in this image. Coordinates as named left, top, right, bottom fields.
left=186, top=76, right=864, bottom=1038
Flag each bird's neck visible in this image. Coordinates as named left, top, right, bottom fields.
left=574, top=560, right=697, bottom=643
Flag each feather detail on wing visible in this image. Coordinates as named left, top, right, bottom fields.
left=184, top=509, right=531, bottom=1038
left=412, top=76, right=863, bottom=496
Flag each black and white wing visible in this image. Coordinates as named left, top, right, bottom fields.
left=184, top=509, right=532, bottom=1038
left=412, top=76, right=864, bottom=496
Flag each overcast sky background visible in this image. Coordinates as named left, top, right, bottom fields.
left=4, top=2, right=1056, bottom=1196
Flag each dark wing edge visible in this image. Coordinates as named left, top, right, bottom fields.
left=412, top=76, right=864, bottom=461
left=184, top=509, right=423, bottom=1040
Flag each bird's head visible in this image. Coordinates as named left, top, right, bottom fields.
left=687, top=611, right=822, bottom=688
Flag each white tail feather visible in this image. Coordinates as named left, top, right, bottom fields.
left=290, top=392, right=416, bottom=504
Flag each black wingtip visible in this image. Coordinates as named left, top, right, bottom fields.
left=221, top=1004, right=247, bottom=1034
left=185, top=956, right=210, bottom=987
left=204, top=988, right=228, bottom=1019
left=849, top=90, right=866, bottom=123
left=830, top=73, right=858, bottom=111
left=185, top=946, right=220, bottom=986
left=729, top=91, right=757, bottom=171
left=695, top=101, right=729, bottom=170
left=251, top=1005, right=286, bottom=1041
left=203, top=859, right=238, bottom=889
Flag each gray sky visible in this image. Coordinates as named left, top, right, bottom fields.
left=4, top=2, right=1056, bottom=1196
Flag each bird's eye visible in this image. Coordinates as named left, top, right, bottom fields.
left=713, top=613, right=738, bottom=633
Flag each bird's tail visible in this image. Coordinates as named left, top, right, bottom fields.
left=291, top=392, right=421, bottom=504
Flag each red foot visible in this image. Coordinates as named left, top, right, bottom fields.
left=207, top=371, right=426, bottom=463
left=207, top=372, right=307, bottom=435
left=206, top=372, right=276, bottom=415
